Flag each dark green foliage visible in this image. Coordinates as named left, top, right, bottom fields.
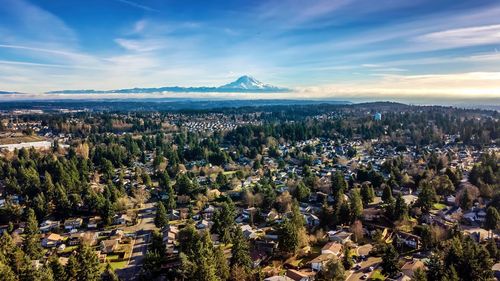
left=154, top=201, right=169, bottom=229
left=380, top=244, right=399, bottom=277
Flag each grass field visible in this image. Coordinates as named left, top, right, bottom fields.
left=106, top=254, right=128, bottom=270
left=0, top=135, right=44, bottom=145
left=370, top=269, right=385, bottom=280
left=433, top=203, right=447, bottom=210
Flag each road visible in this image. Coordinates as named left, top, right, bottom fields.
left=117, top=203, right=156, bottom=281
left=347, top=244, right=382, bottom=281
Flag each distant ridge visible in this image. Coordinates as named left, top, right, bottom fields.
left=47, top=75, right=290, bottom=94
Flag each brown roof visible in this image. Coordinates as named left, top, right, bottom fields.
left=310, top=253, right=336, bottom=264
left=46, top=233, right=63, bottom=241
left=401, top=260, right=425, bottom=272
left=286, top=269, right=311, bottom=281
left=322, top=242, right=343, bottom=253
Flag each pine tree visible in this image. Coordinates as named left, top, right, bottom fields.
left=278, top=218, right=299, bottom=255
left=166, top=185, right=176, bottom=210
left=316, top=259, right=345, bottom=281
left=48, top=255, right=66, bottom=281
left=381, top=244, right=399, bottom=277
left=342, top=246, right=354, bottom=270
left=349, top=189, right=363, bottom=221
left=76, top=244, right=100, bottom=281
left=213, top=246, right=229, bottom=281
left=382, top=184, right=393, bottom=203
left=154, top=201, right=169, bottom=229
left=212, top=200, right=236, bottom=243
left=0, top=261, right=17, bottom=281
left=65, top=254, right=79, bottom=281
left=418, top=182, right=437, bottom=212
left=230, top=227, right=251, bottom=271
left=394, top=193, right=409, bottom=220
left=484, top=206, right=499, bottom=238
left=361, top=183, right=375, bottom=206
left=22, top=208, right=42, bottom=259
left=411, top=268, right=427, bottom=281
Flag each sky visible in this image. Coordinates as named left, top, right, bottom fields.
left=0, top=0, right=500, bottom=104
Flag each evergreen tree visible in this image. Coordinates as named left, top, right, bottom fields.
left=65, top=255, right=79, bottom=281
left=394, top=193, right=409, bottom=220
left=212, top=200, right=236, bottom=243
left=76, top=244, right=100, bottom=281
left=0, top=261, right=17, bottom=281
left=278, top=218, right=299, bottom=255
left=213, top=246, right=230, bottom=281
left=425, top=254, right=444, bottom=281
left=418, top=182, right=437, bottom=212
left=166, top=185, right=176, bottom=210
left=360, top=183, right=375, bottom=206
left=295, top=181, right=311, bottom=202
left=230, top=227, right=251, bottom=271
left=22, top=208, right=42, bottom=259
left=48, top=256, right=66, bottom=281
left=342, top=246, right=354, bottom=270
left=154, top=202, right=169, bottom=229
left=316, top=259, right=345, bottom=281
left=381, top=244, right=399, bottom=277
left=411, top=268, right=427, bottom=281
left=484, top=207, right=499, bottom=238
left=459, top=188, right=473, bottom=210
left=349, top=189, right=363, bottom=221
left=382, top=184, right=393, bottom=203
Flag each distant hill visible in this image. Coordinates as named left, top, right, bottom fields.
left=47, top=75, right=290, bottom=94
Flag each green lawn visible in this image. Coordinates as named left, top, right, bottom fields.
left=370, top=270, right=385, bottom=281
left=433, top=203, right=447, bottom=210
left=106, top=254, right=128, bottom=270
left=59, top=245, right=78, bottom=254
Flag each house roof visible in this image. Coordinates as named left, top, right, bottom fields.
left=286, top=269, right=312, bottom=281
left=310, top=253, right=336, bottom=264
left=401, top=260, right=425, bottom=272
left=46, top=233, right=63, bottom=241
left=322, top=242, right=343, bottom=253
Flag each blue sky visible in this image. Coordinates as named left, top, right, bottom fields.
left=1, top=0, right=500, bottom=102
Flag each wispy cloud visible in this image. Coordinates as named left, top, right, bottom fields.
left=113, top=0, right=158, bottom=12
left=415, top=24, right=500, bottom=49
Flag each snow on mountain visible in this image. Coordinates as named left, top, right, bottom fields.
left=47, top=75, right=289, bottom=94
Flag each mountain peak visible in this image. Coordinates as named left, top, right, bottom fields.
left=220, top=75, right=281, bottom=91
left=46, top=75, right=289, bottom=94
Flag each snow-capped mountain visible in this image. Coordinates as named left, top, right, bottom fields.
left=46, top=76, right=290, bottom=94
left=220, top=75, right=282, bottom=91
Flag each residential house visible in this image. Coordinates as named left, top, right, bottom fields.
left=396, top=232, right=421, bottom=249
left=114, top=214, right=132, bottom=225
left=100, top=239, right=119, bottom=254
left=310, top=253, right=336, bottom=271
left=327, top=230, right=352, bottom=244
left=64, top=218, right=83, bottom=231
left=401, top=259, right=425, bottom=279
left=304, top=213, right=320, bottom=228
left=87, top=216, right=101, bottom=229
left=40, top=220, right=60, bottom=233
left=285, top=269, right=314, bottom=281
left=42, top=233, right=64, bottom=248
left=321, top=242, right=343, bottom=256
left=264, top=276, right=294, bottom=281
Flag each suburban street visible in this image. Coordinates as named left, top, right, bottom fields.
left=117, top=203, right=156, bottom=281
left=347, top=244, right=382, bottom=281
